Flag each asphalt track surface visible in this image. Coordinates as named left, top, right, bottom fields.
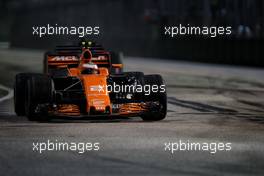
left=0, top=49, right=264, bottom=176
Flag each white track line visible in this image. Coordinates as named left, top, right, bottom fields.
left=0, top=84, right=14, bottom=103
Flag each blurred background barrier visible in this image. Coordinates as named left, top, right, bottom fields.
left=1, top=0, right=264, bottom=67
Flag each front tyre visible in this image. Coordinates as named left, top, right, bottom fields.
left=25, top=74, right=53, bottom=121
left=14, top=73, right=33, bottom=116
left=141, top=75, right=167, bottom=121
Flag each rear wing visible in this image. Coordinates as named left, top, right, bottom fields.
left=43, top=45, right=111, bottom=73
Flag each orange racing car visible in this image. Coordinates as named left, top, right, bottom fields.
left=14, top=41, right=167, bottom=121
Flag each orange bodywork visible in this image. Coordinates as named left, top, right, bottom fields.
left=79, top=71, right=111, bottom=114
left=119, top=103, right=149, bottom=115
left=68, top=58, right=111, bottom=114
left=46, top=50, right=112, bottom=116
left=46, top=48, right=145, bottom=117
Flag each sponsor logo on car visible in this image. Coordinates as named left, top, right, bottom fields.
left=49, top=56, right=79, bottom=61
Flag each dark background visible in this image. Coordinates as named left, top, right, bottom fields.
left=0, top=0, right=263, bottom=66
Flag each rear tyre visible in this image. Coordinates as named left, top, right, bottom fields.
left=110, top=51, right=123, bottom=74
left=25, top=74, right=53, bottom=121
left=141, top=75, right=167, bottom=121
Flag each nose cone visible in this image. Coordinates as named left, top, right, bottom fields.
left=81, top=75, right=112, bottom=115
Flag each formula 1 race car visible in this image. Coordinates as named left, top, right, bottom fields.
left=14, top=41, right=167, bottom=121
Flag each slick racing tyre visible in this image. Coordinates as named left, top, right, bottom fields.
left=141, top=74, right=167, bottom=121
left=25, top=74, right=53, bottom=121
left=110, top=51, right=123, bottom=74
left=14, top=73, right=34, bottom=116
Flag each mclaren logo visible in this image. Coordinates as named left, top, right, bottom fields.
left=50, top=56, right=78, bottom=61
